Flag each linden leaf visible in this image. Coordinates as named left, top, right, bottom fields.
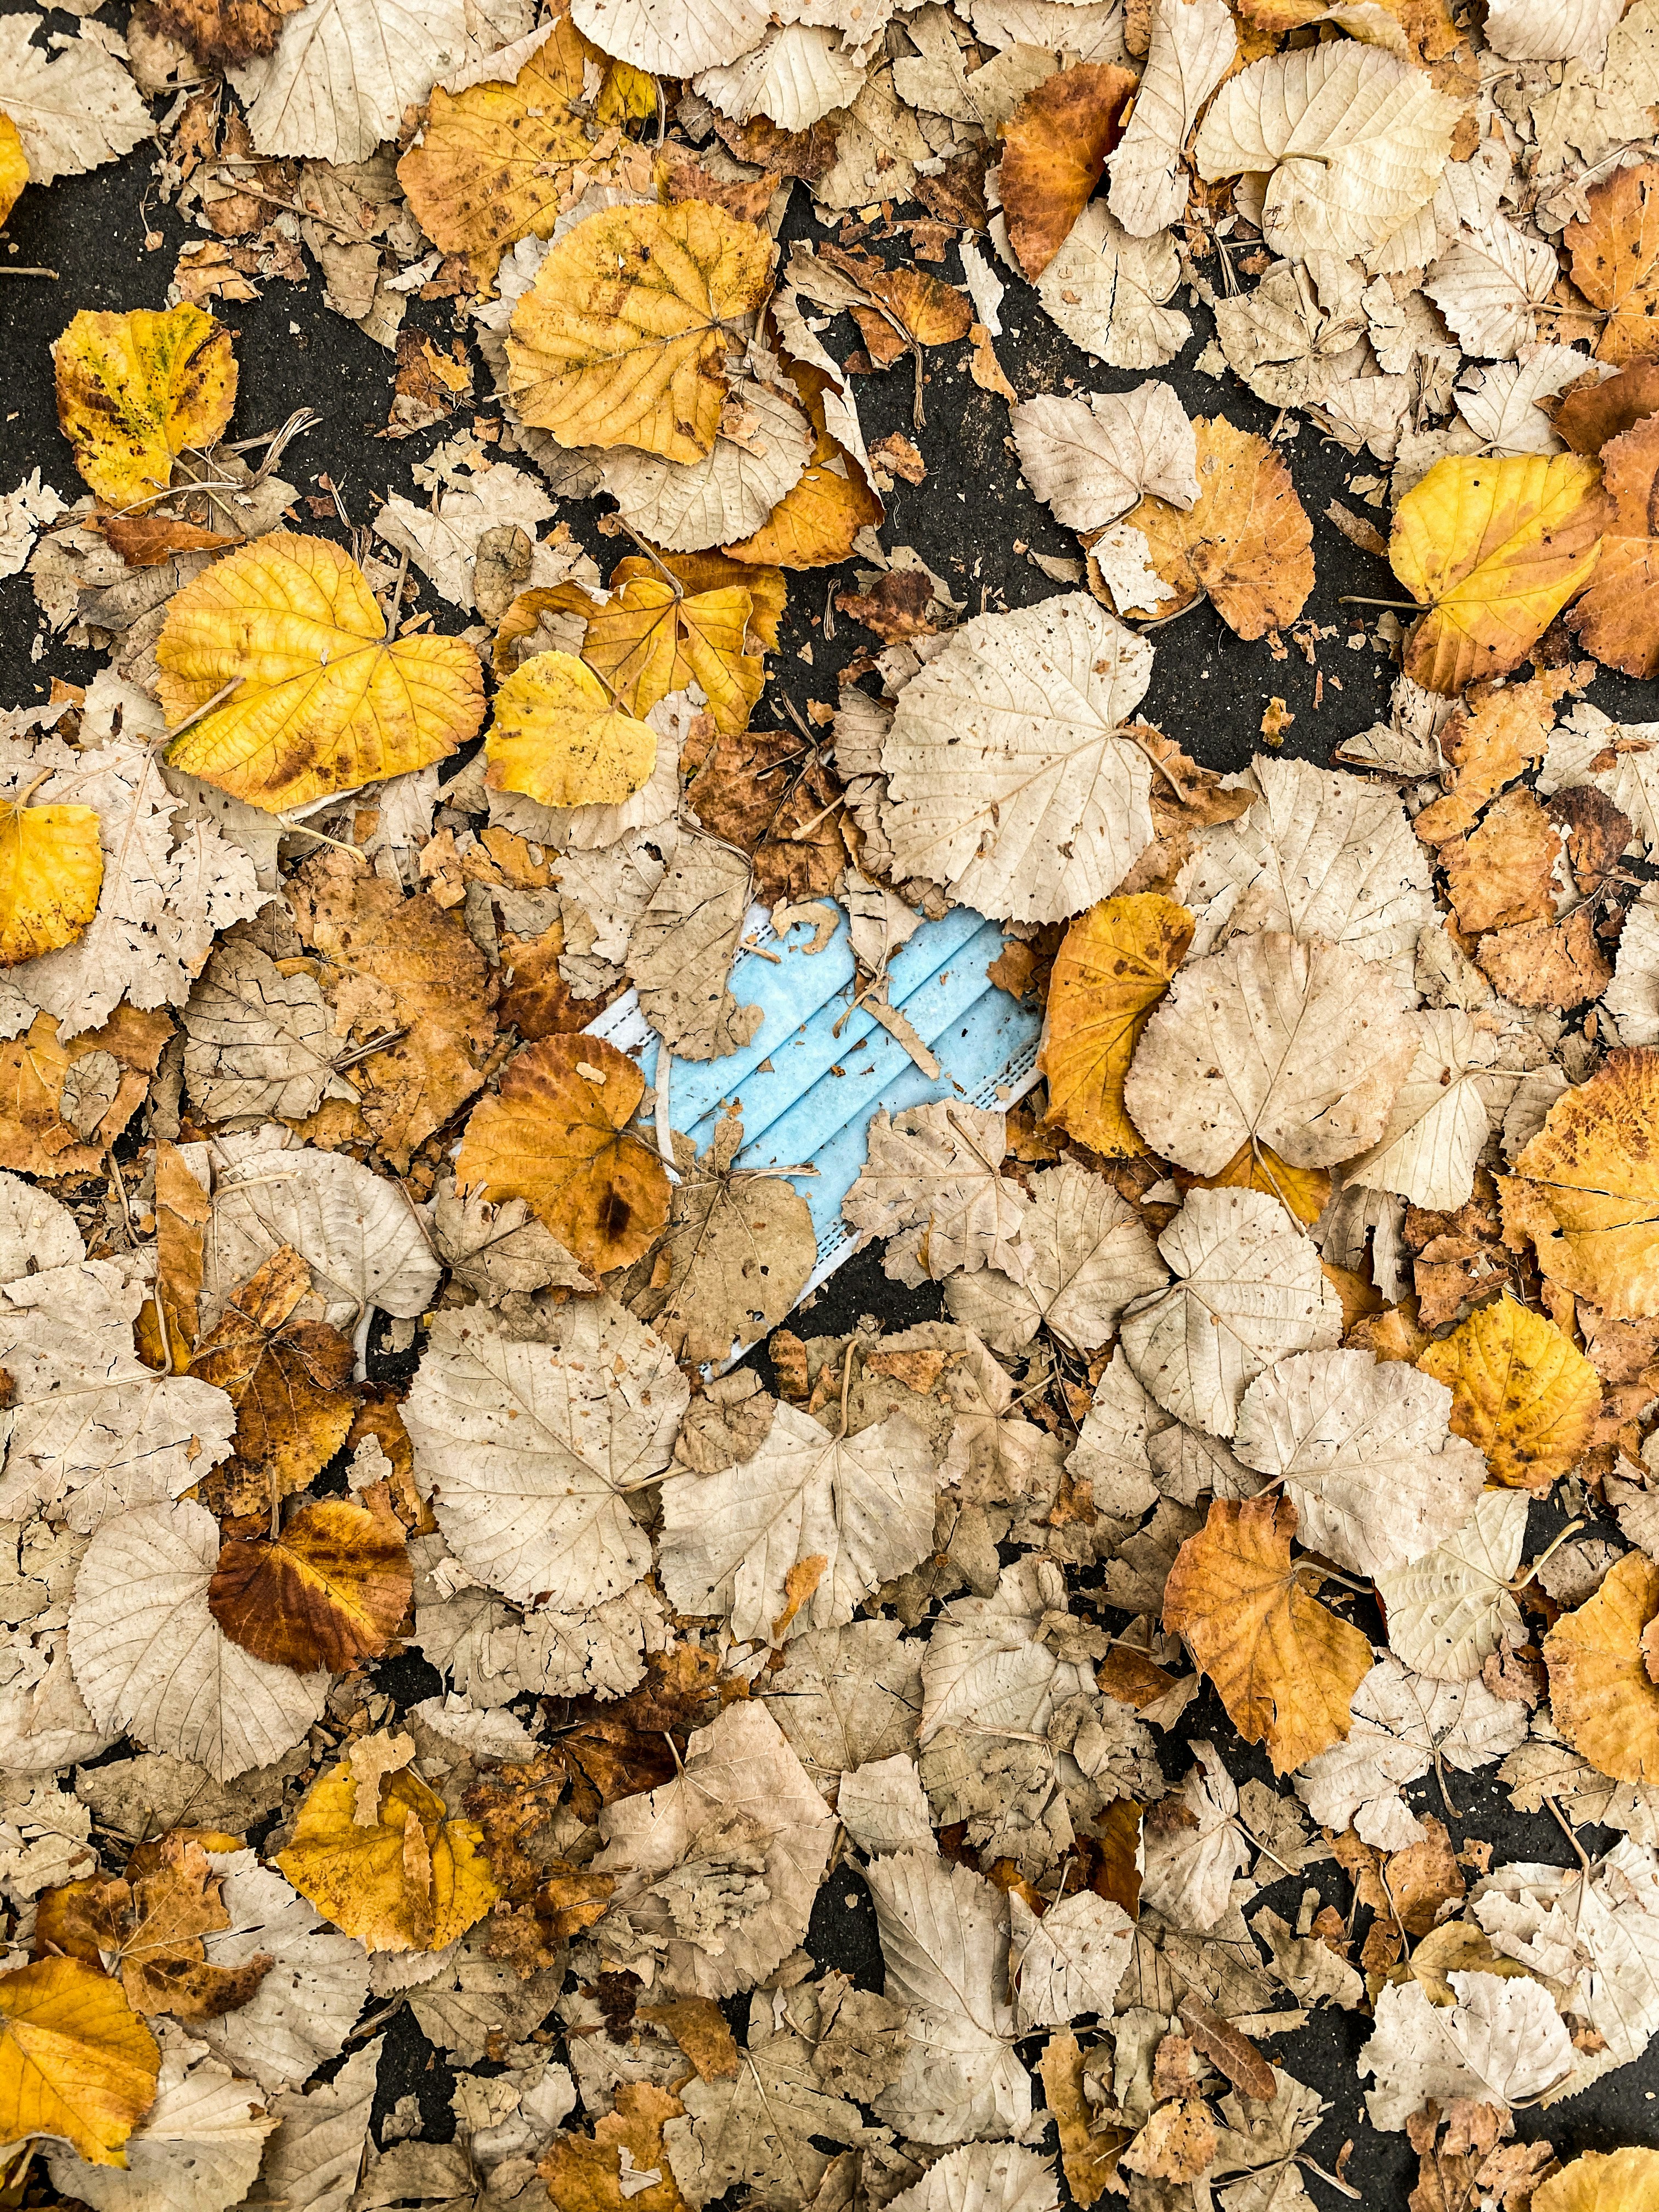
left=1374, top=1489, right=1530, bottom=1683
left=209, top=1496, right=411, bottom=1673
left=1106, top=0, right=1236, bottom=239
left=156, top=532, right=484, bottom=811
left=1417, top=1296, right=1601, bottom=1490
left=1039, top=894, right=1194, bottom=1158
left=1508, top=1048, right=1659, bottom=1317
left=456, top=1034, right=672, bottom=1274
left=0, top=113, right=27, bottom=228
left=1001, top=63, right=1137, bottom=280
left=276, top=1757, right=499, bottom=1954
left=54, top=306, right=236, bottom=511
left=1162, top=1495, right=1373, bottom=1774
left=110, top=1832, right=275, bottom=2022
left=551, top=552, right=785, bottom=736
left=505, top=202, right=776, bottom=464
left=1534, top=2149, right=1659, bottom=2212
left=0, top=800, right=101, bottom=966
left=484, top=648, right=658, bottom=811
left=627, top=1158, right=817, bottom=1368
left=0, top=1956, right=158, bottom=2168
left=186, top=1246, right=357, bottom=1520
left=1566, top=413, right=1659, bottom=676
left=1565, top=158, right=1659, bottom=366
left=396, top=19, right=610, bottom=276
left=1543, top=1550, right=1659, bottom=1784
left=723, top=430, right=883, bottom=569
left=1109, top=417, right=1314, bottom=640
left=1389, top=453, right=1612, bottom=695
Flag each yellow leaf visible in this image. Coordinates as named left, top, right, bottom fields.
left=157, top=532, right=484, bottom=810
left=1180, top=1142, right=1330, bottom=1228
left=1543, top=1550, right=1659, bottom=1785
left=1162, top=1496, right=1373, bottom=1775
left=505, top=201, right=776, bottom=464
left=0, top=800, right=101, bottom=965
left=0, top=1956, right=158, bottom=2168
left=1415, top=1296, right=1600, bottom=1491
left=397, top=20, right=608, bottom=277
left=1534, top=2148, right=1659, bottom=2212
left=0, top=114, right=27, bottom=229
left=1389, top=454, right=1612, bottom=695
left=54, top=305, right=236, bottom=511
left=1507, top=1048, right=1659, bottom=1318
left=724, top=441, right=882, bottom=570
left=457, top=1033, right=672, bottom=1274
left=1114, top=417, right=1314, bottom=641
left=596, top=58, right=659, bottom=122
left=541, top=2083, right=688, bottom=2212
left=484, top=651, right=658, bottom=809
left=544, top=550, right=785, bottom=735
left=276, top=1757, right=498, bottom=1954
left=1040, top=894, right=1193, bottom=1157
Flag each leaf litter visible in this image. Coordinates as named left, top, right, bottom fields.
left=5, top=2, right=1659, bottom=2208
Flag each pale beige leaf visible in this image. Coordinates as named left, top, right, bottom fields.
left=625, top=831, right=763, bottom=1061
left=1296, top=1655, right=1528, bottom=1850
left=1373, top=1488, right=1531, bottom=1682
left=230, top=0, right=467, bottom=162
left=1009, top=1891, right=1133, bottom=2030
left=1344, top=1008, right=1509, bottom=1211
left=46, top=2030, right=276, bottom=2212
left=941, top=1158, right=1168, bottom=1356
left=1033, top=201, right=1192, bottom=371
left=182, top=942, right=348, bottom=1126
left=0, top=15, right=151, bottom=184
left=694, top=23, right=865, bottom=128
left=1105, top=0, right=1235, bottom=237
left=1012, top=382, right=1200, bottom=533
left=843, top=1103, right=1029, bottom=1286
left=1361, top=1971, right=1574, bottom=2131
left=601, top=380, right=816, bottom=555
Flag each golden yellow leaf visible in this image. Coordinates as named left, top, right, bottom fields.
left=1001, top=63, right=1137, bottom=280
left=484, top=651, right=658, bottom=809
left=0, top=1005, right=171, bottom=1180
left=0, top=1956, right=158, bottom=2168
left=1415, top=1296, right=1600, bottom=1491
left=1508, top=1049, right=1659, bottom=1318
left=1543, top=1550, right=1659, bottom=1784
left=1564, top=159, right=1659, bottom=367
left=1115, top=417, right=1314, bottom=640
left=505, top=200, right=776, bottom=464
left=457, top=1033, right=672, bottom=1274
left=541, top=2083, right=688, bottom=2212
left=724, top=433, right=882, bottom=569
left=397, top=19, right=606, bottom=276
left=1181, top=1142, right=1330, bottom=1228
left=157, top=532, right=484, bottom=811
left=0, top=800, right=101, bottom=965
left=210, top=1494, right=411, bottom=1672
left=0, top=114, right=27, bottom=230
left=1389, top=454, right=1612, bottom=695
left=1039, top=2031, right=1126, bottom=2208
left=544, top=550, right=785, bottom=735
left=1534, top=2148, right=1659, bottom=2212
left=1162, top=1496, right=1373, bottom=1775
left=1040, top=894, right=1193, bottom=1156
left=276, top=1757, right=498, bottom=1954
left=54, top=305, right=236, bottom=511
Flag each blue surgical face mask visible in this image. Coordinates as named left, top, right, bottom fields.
left=585, top=898, right=1043, bottom=1305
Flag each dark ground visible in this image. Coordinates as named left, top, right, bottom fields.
left=3, top=3, right=1658, bottom=2198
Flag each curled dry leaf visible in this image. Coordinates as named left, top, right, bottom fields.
left=0, top=800, right=102, bottom=966
left=1106, top=0, right=1235, bottom=238
left=1039, top=894, right=1194, bottom=1157
left=484, top=649, right=659, bottom=811
left=209, top=1496, right=411, bottom=1673
left=1544, top=1550, right=1659, bottom=1783
left=1389, top=453, right=1612, bottom=694
left=1417, top=1295, right=1601, bottom=1489
left=1000, top=63, right=1137, bottom=281
left=456, top=1033, right=672, bottom=1274
left=158, top=533, right=486, bottom=811
left=276, top=1755, right=499, bottom=1954
left=1534, top=2148, right=1659, bottom=2211
left=1110, top=417, right=1315, bottom=640
left=626, top=830, right=762, bottom=1060
left=54, top=304, right=236, bottom=511
left=1162, top=1495, right=1374, bottom=1774
left=506, top=203, right=776, bottom=464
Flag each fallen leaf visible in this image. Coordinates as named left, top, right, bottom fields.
left=626, top=1149, right=817, bottom=1367
left=625, top=831, right=762, bottom=1060
left=1418, top=1296, right=1601, bottom=1489
left=1566, top=158, right=1659, bottom=366
left=1566, top=413, right=1659, bottom=675
left=229, top=0, right=467, bottom=165
left=0, top=798, right=102, bottom=966
left=1534, top=2148, right=1659, bottom=2211
left=541, top=2080, right=689, bottom=2212
left=1361, top=1970, right=1573, bottom=2131
left=179, top=939, right=346, bottom=1126
left=1544, top=1550, right=1659, bottom=1782
left=149, top=0, right=306, bottom=66
left=1012, top=382, right=1200, bottom=535
left=1113, top=416, right=1314, bottom=638
left=158, top=532, right=485, bottom=810
left=1390, top=453, right=1612, bottom=693
left=1039, top=894, right=1194, bottom=1156
left=1036, top=201, right=1192, bottom=372
left=0, top=1955, right=158, bottom=2168
left=43, top=2025, right=278, bottom=2212
left=506, top=202, right=775, bottom=463
left=456, top=1033, right=672, bottom=1274
left=187, top=1246, right=357, bottom=1517
left=1508, top=1049, right=1659, bottom=1317
left=1001, top=63, right=1137, bottom=280
left=944, top=1156, right=1169, bottom=1355
left=842, top=1101, right=1029, bottom=1286
left=1162, top=1494, right=1374, bottom=1774
left=551, top=552, right=783, bottom=735
left=54, top=305, right=236, bottom=512
left=209, top=1496, right=411, bottom=1672
left=1107, top=0, right=1235, bottom=238
left=0, top=19, right=151, bottom=186
left=879, top=592, right=1156, bottom=923
left=277, top=1754, right=498, bottom=1954
left=1039, top=2030, right=1123, bottom=2208
left=1553, top=360, right=1659, bottom=454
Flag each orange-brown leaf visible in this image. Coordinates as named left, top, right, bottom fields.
left=0, top=1006, right=172, bottom=1180
left=1543, top=1549, right=1659, bottom=1783
left=1567, top=411, right=1659, bottom=676
left=1566, top=159, right=1659, bottom=366
left=209, top=1495, right=412, bottom=1672
left=1001, top=64, right=1137, bottom=280
left=1116, top=417, right=1314, bottom=640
